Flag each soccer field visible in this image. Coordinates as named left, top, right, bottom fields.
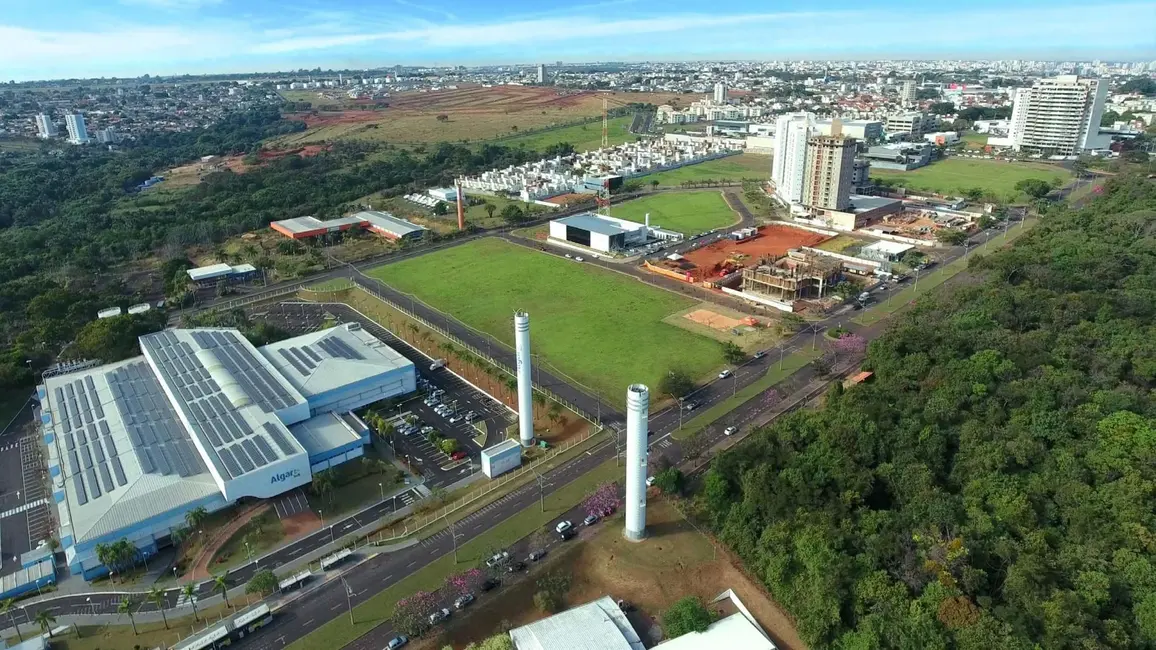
left=639, top=153, right=771, bottom=187
left=609, top=191, right=739, bottom=235
left=871, top=158, right=1070, bottom=199
left=368, top=239, right=723, bottom=401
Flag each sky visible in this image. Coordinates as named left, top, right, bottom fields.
left=2, top=0, right=1155, bottom=81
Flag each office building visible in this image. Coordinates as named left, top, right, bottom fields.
left=884, top=111, right=937, bottom=138
left=536, top=64, right=547, bottom=84
left=803, top=133, right=856, bottom=211
left=713, top=81, right=728, bottom=104
left=900, top=80, right=917, bottom=106
left=816, top=119, right=883, bottom=142
left=65, top=113, right=89, bottom=144
left=35, top=114, right=57, bottom=139
left=771, top=112, right=816, bottom=208
left=1005, top=75, right=1108, bottom=154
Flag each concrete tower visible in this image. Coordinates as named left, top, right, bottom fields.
left=623, top=384, right=649, bottom=541
left=514, top=312, right=534, bottom=447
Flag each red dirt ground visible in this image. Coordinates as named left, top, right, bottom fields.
left=220, top=145, right=330, bottom=173
left=296, top=110, right=383, bottom=128
left=682, top=225, right=830, bottom=272
left=281, top=509, right=321, bottom=540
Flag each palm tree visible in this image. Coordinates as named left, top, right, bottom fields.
left=94, top=542, right=112, bottom=572
left=148, top=586, right=169, bottom=629
left=118, top=596, right=138, bottom=635
left=185, top=506, right=208, bottom=532
left=2, top=598, right=22, bottom=642
left=533, top=393, right=547, bottom=419
left=182, top=583, right=199, bottom=621
left=406, top=323, right=419, bottom=342
left=213, top=573, right=232, bottom=608
left=33, top=610, right=55, bottom=638
left=311, top=470, right=335, bottom=503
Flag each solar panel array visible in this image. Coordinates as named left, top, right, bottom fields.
left=140, top=330, right=300, bottom=481
left=272, top=334, right=364, bottom=377
left=54, top=374, right=127, bottom=507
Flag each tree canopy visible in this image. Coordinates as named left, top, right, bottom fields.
left=662, top=596, right=714, bottom=638
left=699, top=174, right=1156, bottom=649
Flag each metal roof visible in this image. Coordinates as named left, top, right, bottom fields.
left=863, top=240, right=913, bottom=255
left=653, top=614, right=777, bottom=650
left=510, top=596, right=643, bottom=650
left=259, top=323, right=414, bottom=400
left=356, top=210, right=428, bottom=237
left=848, top=195, right=902, bottom=213
left=288, top=412, right=364, bottom=460
left=482, top=438, right=522, bottom=458
left=271, top=215, right=365, bottom=234
left=187, top=263, right=234, bottom=282
left=553, top=213, right=636, bottom=237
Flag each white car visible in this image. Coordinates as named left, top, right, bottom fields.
left=718, top=369, right=732, bottom=379
left=724, top=426, right=737, bottom=436
left=574, top=256, right=584, bottom=262
left=555, top=520, right=573, bottom=534
left=645, top=476, right=656, bottom=487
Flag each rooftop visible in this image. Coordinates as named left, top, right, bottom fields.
left=863, top=240, right=914, bottom=255
left=655, top=614, right=777, bottom=650
left=289, top=412, right=366, bottom=461
left=481, top=438, right=522, bottom=458
left=259, top=323, right=414, bottom=400
left=848, top=195, right=902, bottom=213
left=271, top=215, right=365, bottom=235
left=510, top=596, right=644, bottom=650
left=355, top=210, right=428, bottom=237
left=554, top=213, right=642, bottom=237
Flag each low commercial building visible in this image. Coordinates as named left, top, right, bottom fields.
left=270, top=212, right=427, bottom=242
left=860, top=240, right=914, bottom=262
left=924, top=131, right=960, bottom=145
left=860, top=143, right=933, bottom=171
left=548, top=212, right=683, bottom=254
left=481, top=439, right=522, bottom=478
left=186, top=263, right=258, bottom=287
left=38, top=323, right=416, bottom=580
left=813, top=195, right=903, bottom=231
left=427, top=187, right=457, bottom=202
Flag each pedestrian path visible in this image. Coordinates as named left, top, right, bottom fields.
left=0, top=498, right=48, bottom=520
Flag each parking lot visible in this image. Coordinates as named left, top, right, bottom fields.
left=251, top=301, right=514, bottom=490
left=0, top=410, right=52, bottom=576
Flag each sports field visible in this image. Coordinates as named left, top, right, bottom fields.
left=609, top=191, right=739, bottom=235
left=368, top=239, right=723, bottom=400
left=498, top=116, right=633, bottom=152
left=871, top=158, right=1069, bottom=199
left=639, top=153, right=771, bottom=187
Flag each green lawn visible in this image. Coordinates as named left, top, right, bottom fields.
left=609, top=191, right=739, bottom=235
left=871, top=158, right=1069, bottom=200
left=368, top=239, right=723, bottom=400
left=638, top=153, right=771, bottom=187
left=496, top=116, right=634, bottom=153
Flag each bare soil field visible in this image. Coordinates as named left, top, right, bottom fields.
left=682, top=225, right=830, bottom=273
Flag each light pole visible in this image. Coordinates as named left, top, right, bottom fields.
left=378, top=482, right=384, bottom=502
left=778, top=344, right=785, bottom=371
left=340, top=577, right=355, bottom=625
left=533, top=471, right=545, bottom=513
left=677, top=398, right=684, bottom=430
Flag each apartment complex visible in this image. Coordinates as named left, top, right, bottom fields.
left=884, top=111, right=938, bottom=138
left=65, top=113, right=89, bottom=144
left=900, top=80, right=917, bottom=106
left=536, top=64, right=547, bottom=84
left=803, top=134, right=856, bottom=211
left=771, top=112, right=815, bottom=207
left=713, top=81, right=728, bottom=104
left=35, top=114, right=56, bottom=139
left=1005, top=75, right=1108, bottom=154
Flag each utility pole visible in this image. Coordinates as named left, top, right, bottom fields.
left=779, top=344, right=785, bottom=371
left=533, top=471, right=545, bottom=512
left=340, top=577, right=355, bottom=625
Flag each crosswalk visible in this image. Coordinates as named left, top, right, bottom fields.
left=0, top=498, right=48, bottom=520
left=175, top=592, right=199, bottom=608
left=0, top=441, right=20, bottom=453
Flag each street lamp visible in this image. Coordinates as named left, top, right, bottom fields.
left=378, top=482, right=384, bottom=501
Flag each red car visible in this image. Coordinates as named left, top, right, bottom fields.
left=450, top=451, right=467, bottom=461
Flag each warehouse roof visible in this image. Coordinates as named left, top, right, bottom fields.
left=355, top=211, right=427, bottom=237
left=554, top=213, right=638, bottom=237
left=288, top=412, right=365, bottom=461
left=260, top=323, right=414, bottom=400
left=481, top=438, right=522, bottom=458
left=510, top=596, right=643, bottom=650
left=187, top=263, right=234, bottom=282
left=863, top=240, right=913, bottom=256
left=655, top=614, right=776, bottom=650
left=272, top=215, right=365, bottom=235
left=848, top=195, right=902, bottom=213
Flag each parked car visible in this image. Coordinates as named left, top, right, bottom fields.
left=555, top=520, right=573, bottom=534
left=507, top=561, right=527, bottom=573
left=583, top=514, right=599, bottom=526
left=450, top=450, right=467, bottom=461
left=559, top=528, right=576, bottom=541
left=528, top=550, right=547, bottom=562
left=724, top=426, right=737, bottom=436
left=428, top=608, right=451, bottom=625
left=387, top=635, right=409, bottom=649
left=480, top=578, right=500, bottom=592
left=646, top=476, right=656, bottom=487
left=718, top=369, right=732, bottom=379
left=453, top=593, right=474, bottom=610
left=448, top=414, right=463, bottom=424
left=485, top=551, right=509, bottom=568
left=753, top=350, right=767, bottom=360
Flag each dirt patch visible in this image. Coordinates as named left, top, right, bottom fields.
left=682, top=225, right=831, bottom=275
left=187, top=503, right=268, bottom=580
left=683, top=308, right=753, bottom=331
left=282, top=509, right=320, bottom=539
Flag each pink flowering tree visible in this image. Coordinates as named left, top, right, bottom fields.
left=832, top=333, right=867, bottom=356
left=392, top=590, right=440, bottom=636
left=583, top=483, right=621, bottom=517
left=763, top=388, right=782, bottom=410
left=444, top=568, right=485, bottom=596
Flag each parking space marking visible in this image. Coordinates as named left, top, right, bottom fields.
left=0, top=499, right=48, bottom=520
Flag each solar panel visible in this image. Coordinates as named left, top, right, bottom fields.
left=330, top=337, right=364, bottom=360
left=189, top=402, right=206, bottom=422
left=177, top=441, right=203, bottom=476
left=73, top=475, right=88, bottom=505
left=278, top=348, right=309, bottom=376
left=137, top=448, right=155, bottom=473
left=218, top=446, right=242, bottom=479
left=202, top=421, right=223, bottom=447
left=67, top=450, right=79, bottom=476
left=80, top=446, right=93, bottom=469
left=86, top=468, right=102, bottom=499
left=92, top=398, right=104, bottom=419
left=242, top=438, right=267, bottom=466
left=163, top=445, right=188, bottom=477
left=103, top=433, right=117, bottom=458
left=232, top=444, right=255, bottom=473
left=92, top=439, right=105, bottom=464
left=127, top=427, right=144, bottom=447
left=85, top=375, right=95, bottom=390
left=289, top=347, right=317, bottom=370
left=300, top=345, right=323, bottom=363
left=224, top=414, right=246, bottom=442
left=64, top=433, right=75, bottom=451
left=98, top=463, right=115, bottom=493
left=111, top=457, right=128, bottom=486
left=153, top=447, right=172, bottom=475
left=253, top=435, right=278, bottom=463
left=263, top=422, right=297, bottom=456
left=99, top=420, right=111, bottom=437
left=76, top=429, right=86, bottom=446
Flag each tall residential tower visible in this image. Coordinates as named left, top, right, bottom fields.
left=771, top=112, right=815, bottom=209
left=1006, top=75, right=1108, bottom=154
left=65, top=113, right=89, bottom=145
left=35, top=114, right=57, bottom=139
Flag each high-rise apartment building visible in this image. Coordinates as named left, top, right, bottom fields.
left=65, top=113, right=89, bottom=144
left=802, top=133, right=856, bottom=211
left=1006, top=75, right=1107, bottom=154
left=35, top=113, right=57, bottom=139
left=536, top=64, right=547, bottom=84
left=771, top=112, right=815, bottom=207
left=713, top=82, right=727, bottom=104
left=900, top=80, right=917, bottom=106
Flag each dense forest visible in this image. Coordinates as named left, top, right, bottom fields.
left=0, top=107, right=543, bottom=389
left=701, top=175, right=1156, bottom=649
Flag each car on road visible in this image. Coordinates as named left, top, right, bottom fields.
left=428, top=608, right=451, bottom=625
left=429, top=359, right=446, bottom=371
left=582, top=514, right=599, bottom=526
left=507, top=561, right=527, bottom=573
left=485, top=551, right=509, bottom=568
left=450, top=450, right=467, bottom=461
left=682, top=401, right=698, bottom=411
left=718, top=369, right=732, bottom=379
left=527, top=550, right=547, bottom=562
left=559, top=528, right=576, bottom=541
left=646, top=476, right=656, bottom=487
left=454, top=593, right=474, bottom=610
left=564, top=253, right=572, bottom=258
left=753, top=350, right=767, bottom=360
left=480, top=578, right=500, bottom=592
left=574, top=256, right=585, bottom=262
left=555, top=520, right=573, bottom=534
left=724, top=426, right=737, bottom=436
left=387, top=635, right=409, bottom=649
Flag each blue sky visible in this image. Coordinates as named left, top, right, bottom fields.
left=3, top=0, right=1155, bottom=81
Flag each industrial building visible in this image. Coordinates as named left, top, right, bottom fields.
left=270, top=211, right=427, bottom=242
left=186, top=263, right=258, bottom=287
left=37, top=323, right=416, bottom=580
left=809, top=195, right=903, bottom=231
left=548, top=212, right=683, bottom=254
left=860, top=142, right=933, bottom=171
left=996, top=75, right=1109, bottom=155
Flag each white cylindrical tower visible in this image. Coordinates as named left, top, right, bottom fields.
left=514, top=312, right=534, bottom=447
left=624, top=384, right=649, bottom=541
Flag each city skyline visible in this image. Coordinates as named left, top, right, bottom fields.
left=3, top=0, right=1156, bottom=81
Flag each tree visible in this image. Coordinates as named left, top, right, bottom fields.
left=246, top=569, right=279, bottom=596
left=181, top=582, right=199, bottom=621
left=650, top=179, right=660, bottom=191
left=33, top=609, right=55, bottom=638
left=1014, top=178, right=1052, bottom=199
left=500, top=204, right=525, bottom=224
left=465, top=635, right=515, bottom=650
left=444, top=568, right=486, bottom=596
left=533, top=571, right=571, bottom=613
left=184, top=505, right=208, bottom=531
left=928, top=101, right=955, bottom=116
left=213, top=573, right=231, bottom=608
left=831, top=333, right=867, bottom=356
left=583, top=482, right=621, bottom=516
left=778, top=312, right=805, bottom=335
left=721, top=341, right=746, bottom=365
left=546, top=402, right=563, bottom=426
left=534, top=589, right=562, bottom=613
left=653, top=467, right=684, bottom=495
left=658, top=368, right=695, bottom=399
left=2, top=598, right=21, bottom=642
left=393, top=591, right=439, bottom=636
left=662, top=596, right=714, bottom=638
left=117, top=596, right=138, bottom=635
left=311, top=468, right=335, bottom=503
left=935, top=228, right=968, bottom=245
left=483, top=202, right=497, bottom=220
left=148, top=586, right=169, bottom=629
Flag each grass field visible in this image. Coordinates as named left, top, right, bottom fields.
left=639, top=153, right=771, bottom=187
left=368, top=239, right=723, bottom=400
left=871, top=158, right=1070, bottom=199
left=495, top=116, right=634, bottom=152
left=609, top=191, right=739, bottom=235
left=960, top=132, right=989, bottom=150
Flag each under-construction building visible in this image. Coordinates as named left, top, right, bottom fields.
left=740, top=250, right=841, bottom=303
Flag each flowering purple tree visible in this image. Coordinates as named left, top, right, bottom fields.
left=583, top=483, right=621, bottom=517
left=832, top=333, right=867, bottom=356
left=392, top=590, right=440, bottom=636
left=763, top=389, right=782, bottom=410
left=444, top=568, right=485, bottom=596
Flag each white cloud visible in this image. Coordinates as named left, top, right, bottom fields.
left=119, top=0, right=223, bottom=10
left=393, top=0, right=457, bottom=21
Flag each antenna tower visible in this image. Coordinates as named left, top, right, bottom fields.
left=601, top=96, right=609, bottom=149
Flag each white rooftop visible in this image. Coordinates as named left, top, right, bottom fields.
left=510, top=596, right=644, bottom=650
left=289, top=412, right=365, bottom=460
left=654, top=614, right=777, bottom=650
left=863, top=240, right=914, bottom=255
left=260, top=323, right=414, bottom=400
